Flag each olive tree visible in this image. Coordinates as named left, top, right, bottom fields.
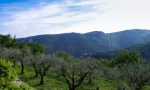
left=82, top=57, right=103, bottom=84
left=18, top=45, right=32, bottom=74
left=29, top=53, right=39, bottom=77
left=31, top=54, right=55, bottom=84
left=110, top=51, right=150, bottom=90
left=55, top=55, right=93, bottom=90
left=0, top=47, right=21, bottom=67
left=118, top=63, right=150, bottom=90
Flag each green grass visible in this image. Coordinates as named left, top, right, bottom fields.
left=14, top=65, right=68, bottom=90
left=14, top=65, right=150, bottom=90
left=13, top=65, right=127, bottom=90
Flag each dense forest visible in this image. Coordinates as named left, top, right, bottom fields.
left=1, top=34, right=150, bottom=90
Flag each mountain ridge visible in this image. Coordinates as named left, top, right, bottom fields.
left=18, top=29, right=150, bottom=57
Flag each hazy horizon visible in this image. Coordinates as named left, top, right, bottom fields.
left=1, top=0, right=150, bottom=38
left=1, top=29, right=148, bottom=39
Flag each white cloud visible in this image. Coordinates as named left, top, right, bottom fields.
left=1, top=0, right=106, bottom=37
left=1, top=0, right=150, bottom=37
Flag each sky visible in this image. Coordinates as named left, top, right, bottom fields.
left=0, top=0, right=150, bottom=38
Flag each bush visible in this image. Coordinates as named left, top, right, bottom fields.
left=0, top=58, right=34, bottom=90
left=0, top=58, right=16, bottom=88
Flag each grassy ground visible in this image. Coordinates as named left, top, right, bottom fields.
left=14, top=65, right=150, bottom=90
left=14, top=65, right=68, bottom=90
left=14, top=65, right=121, bottom=90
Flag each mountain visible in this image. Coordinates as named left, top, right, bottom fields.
left=127, top=42, right=150, bottom=61
left=18, top=29, right=150, bottom=57
left=110, top=30, right=150, bottom=50
left=91, top=42, right=150, bottom=61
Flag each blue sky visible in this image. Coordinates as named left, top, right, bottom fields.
left=1, top=0, right=150, bottom=38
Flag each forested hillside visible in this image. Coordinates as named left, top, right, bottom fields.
left=18, top=29, right=150, bottom=57
left=1, top=34, right=150, bottom=90
left=91, top=42, right=150, bottom=62
left=127, top=42, right=150, bottom=61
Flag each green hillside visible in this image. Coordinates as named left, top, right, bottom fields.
left=1, top=34, right=150, bottom=90
left=18, top=29, right=150, bottom=57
